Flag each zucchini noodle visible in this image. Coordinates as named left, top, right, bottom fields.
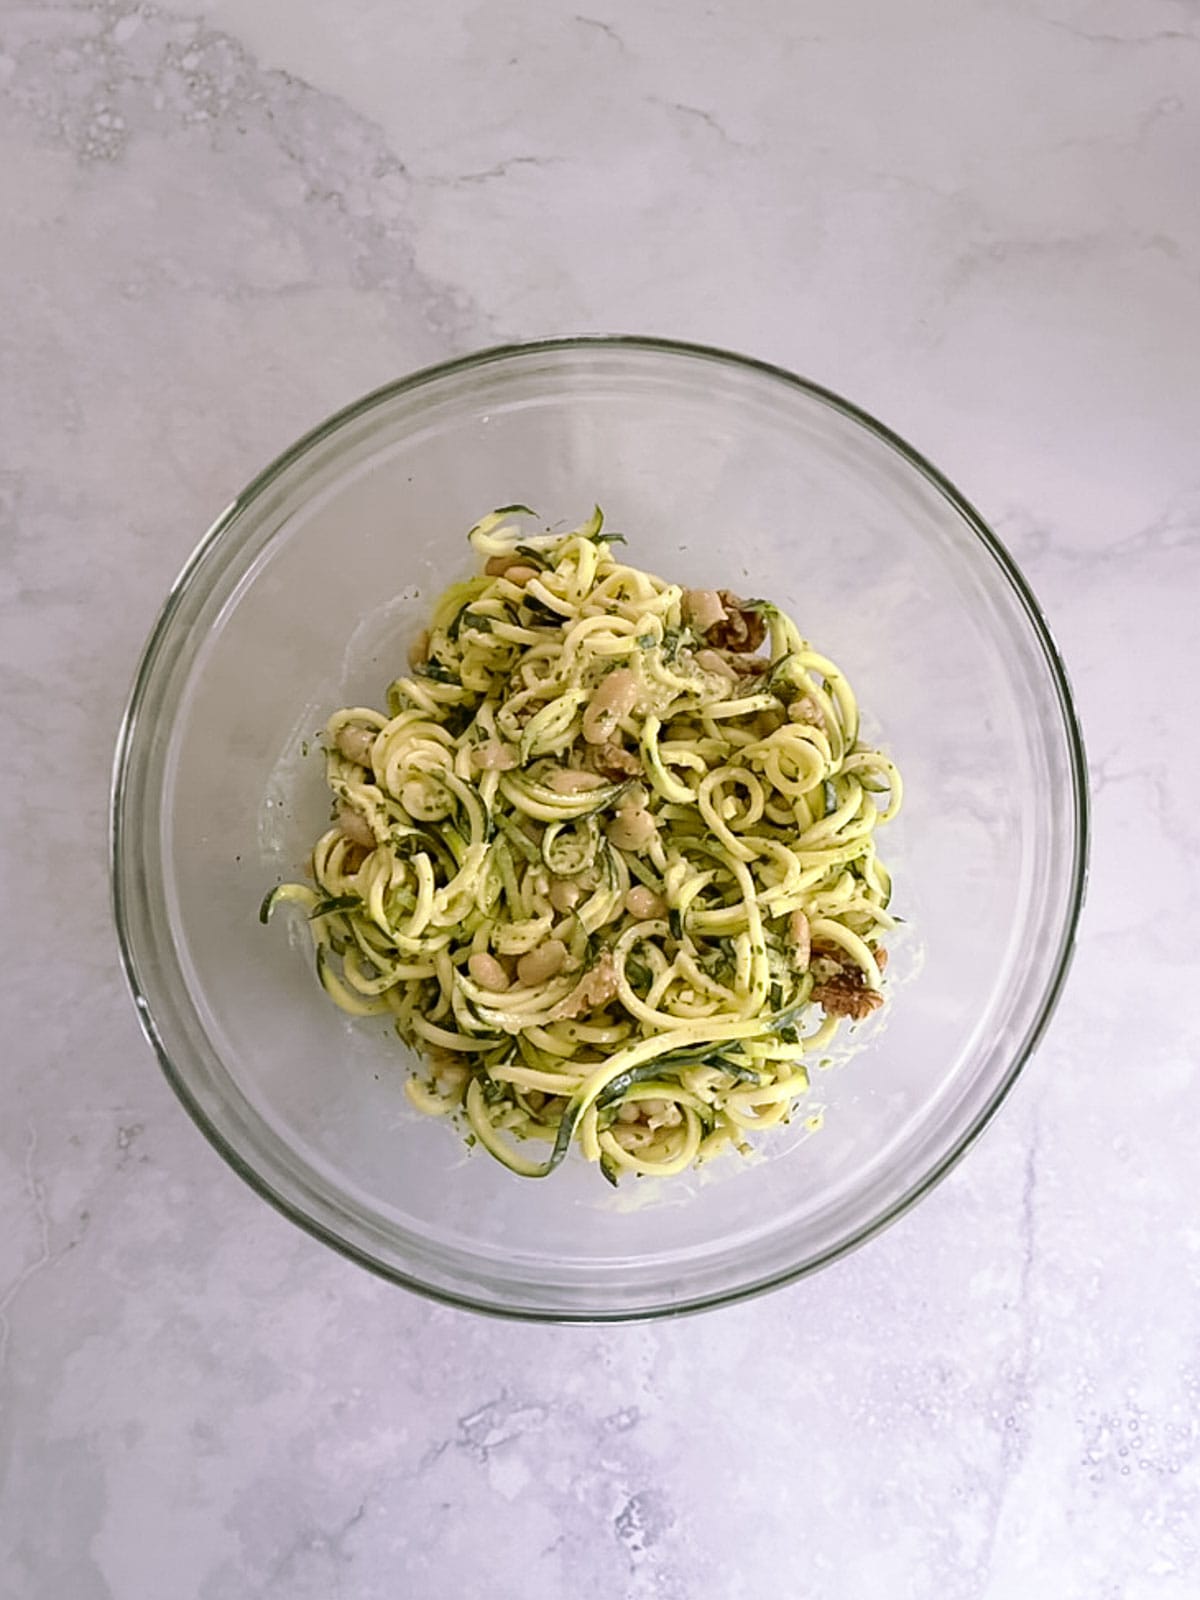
left=262, top=506, right=903, bottom=1185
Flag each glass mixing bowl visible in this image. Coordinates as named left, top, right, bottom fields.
left=111, top=337, right=1087, bottom=1321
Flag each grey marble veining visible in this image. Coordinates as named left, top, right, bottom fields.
left=2, top=1, right=1199, bottom=1596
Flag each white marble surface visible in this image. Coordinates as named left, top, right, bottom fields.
left=2, top=0, right=1198, bottom=1594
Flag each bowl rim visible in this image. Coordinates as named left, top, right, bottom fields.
left=110, top=333, right=1090, bottom=1322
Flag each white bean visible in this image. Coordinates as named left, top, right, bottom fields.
left=336, top=805, right=375, bottom=849
left=401, top=778, right=452, bottom=820
left=693, top=648, right=738, bottom=682
left=583, top=669, right=639, bottom=745
left=549, top=879, right=583, bottom=913
left=609, top=806, right=657, bottom=853
left=625, top=886, right=665, bottom=919
left=434, top=1062, right=469, bottom=1099
left=548, top=768, right=607, bottom=793
left=468, top=952, right=509, bottom=992
left=682, top=589, right=728, bottom=631
left=790, top=908, right=811, bottom=969
left=471, top=741, right=518, bottom=771
left=517, top=940, right=568, bottom=986
left=335, top=725, right=375, bottom=765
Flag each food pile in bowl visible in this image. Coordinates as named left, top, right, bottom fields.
left=263, top=506, right=902, bottom=1185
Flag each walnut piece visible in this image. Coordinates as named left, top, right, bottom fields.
left=551, top=952, right=618, bottom=1019
left=335, top=803, right=376, bottom=849
left=812, top=976, right=884, bottom=1021
left=788, top=695, right=826, bottom=729
left=591, top=741, right=642, bottom=780
left=809, top=940, right=884, bottom=1019
left=703, top=591, right=767, bottom=654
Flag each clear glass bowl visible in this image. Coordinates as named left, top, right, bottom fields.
left=111, top=337, right=1088, bottom=1321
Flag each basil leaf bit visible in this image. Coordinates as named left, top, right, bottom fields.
left=310, top=894, right=360, bottom=919
left=416, top=658, right=460, bottom=685
left=521, top=592, right=564, bottom=624
left=660, top=626, right=693, bottom=662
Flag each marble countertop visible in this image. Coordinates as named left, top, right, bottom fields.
left=3, top=1, right=1198, bottom=1595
